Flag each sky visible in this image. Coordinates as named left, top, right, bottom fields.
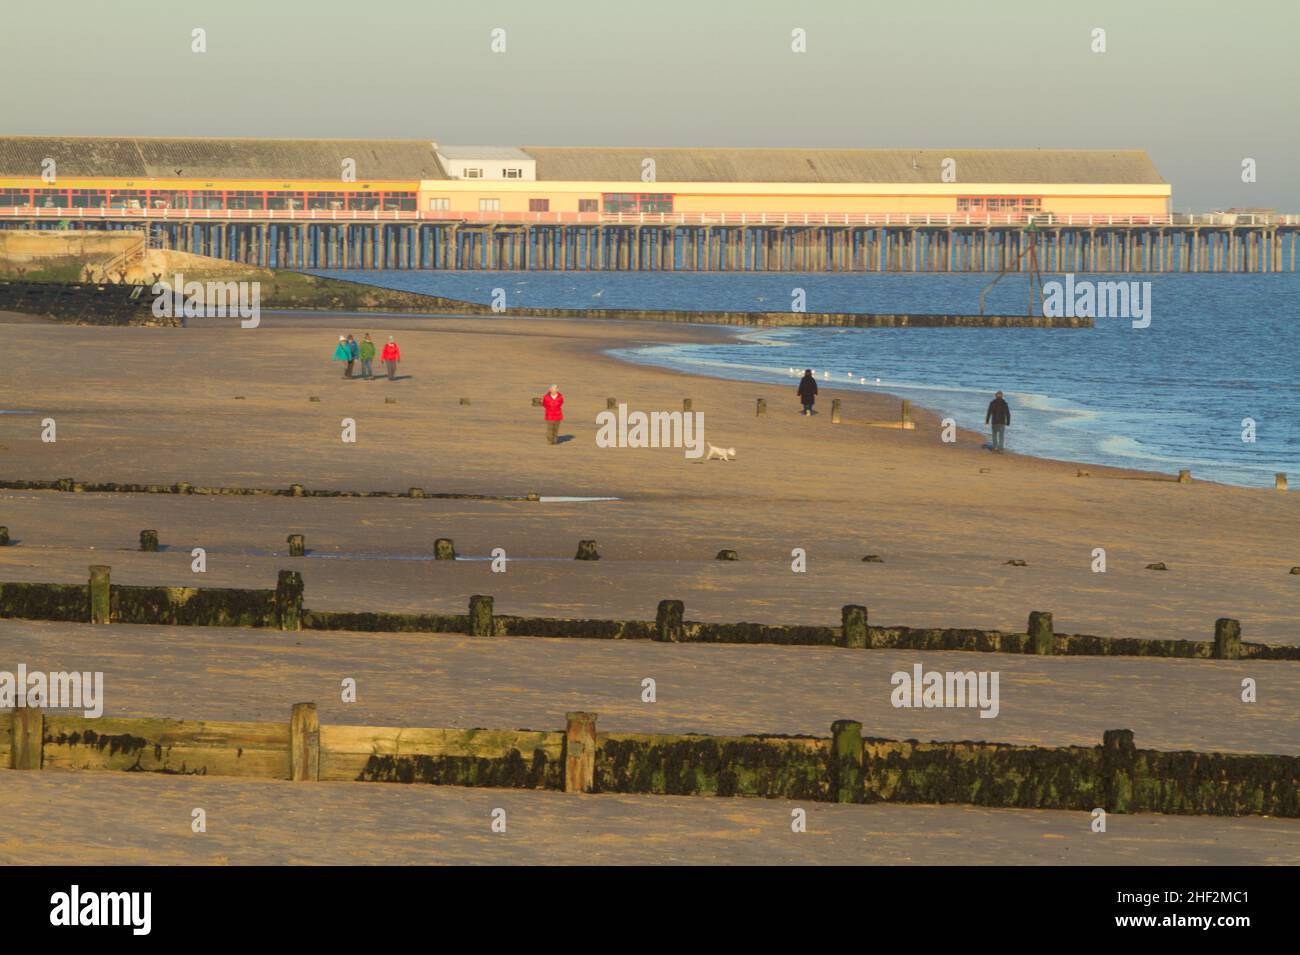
left=2, top=0, right=1296, bottom=210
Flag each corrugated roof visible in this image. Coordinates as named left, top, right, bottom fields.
left=0, top=137, right=446, bottom=180
left=436, top=145, right=533, bottom=161
left=520, top=147, right=1166, bottom=184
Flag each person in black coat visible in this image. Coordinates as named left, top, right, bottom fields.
left=985, top=391, right=1011, bottom=451
left=797, top=370, right=819, bottom=415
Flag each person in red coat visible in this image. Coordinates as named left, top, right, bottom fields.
left=542, top=384, right=564, bottom=445
left=380, top=337, right=401, bottom=380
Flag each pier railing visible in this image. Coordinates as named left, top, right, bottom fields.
left=2, top=207, right=1297, bottom=227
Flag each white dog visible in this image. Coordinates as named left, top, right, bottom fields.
left=705, top=444, right=736, bottom=462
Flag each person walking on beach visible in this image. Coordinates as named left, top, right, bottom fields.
left=332, top=335, right=351, bottom=376
left=985, top=391, right=1011, bottom=452
left=542, top=384, right=564, bottom=445
left=344, top=334, right=359, bottom=379
left=359, top=334, right=376, bottom=380
left=380, top=336, right=401, bottom=380
left=796, top=369, right=819, bottom=416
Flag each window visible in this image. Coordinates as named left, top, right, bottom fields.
left=479, top=198, right=500, bottom=212
left=108, top=190, right=147, bottom=209
left=463, top=168, right=483, bottom=179
left=25, top=188, right=67, bottom=207
left=578, top=198, right=598, bottom=213
left=503, top=168, right=522, bottom=179
left=266, top=193, right=302, bottom=210
left=958, top=196, right=1043, bottom=212
left=528, top=198, right=550, bottom=212
left=68, top=189, right=106, bottom=208
left=602, top=193, right=673, bottom=214
left=226, top=191, right=266, bottom=210
left=307, top=191, right=345, bottom=210
left=149, top=190, right=183, bottom=209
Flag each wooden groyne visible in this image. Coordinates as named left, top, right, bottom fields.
left=5, top=706, right=1296, bottom=817
left=3, top=571, right=1296, bottom=660
left=0, top=279, right=1089, bottom=328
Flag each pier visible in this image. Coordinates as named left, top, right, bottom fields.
left=3, top=211, right=1296, bottom=273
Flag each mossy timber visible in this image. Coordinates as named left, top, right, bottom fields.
left=12, top=710, right=1294, bottom=818
left=3, top=578, right=1298, bottom=659
left=0, top=478, right=538, bottom=501
left=0, top=276, right=1092, bottom=329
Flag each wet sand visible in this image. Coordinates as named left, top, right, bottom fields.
left=0, top=768, right=1295, bottom=865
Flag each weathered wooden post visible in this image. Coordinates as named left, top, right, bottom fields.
left=606, top=397, right=618, bottom=410
left=682, top=398, right=693, bottom=412
left=841, top=604, right=869, bottom=649
left=654, top=599, right=685, bottom=643
left=1277, top=473, right=1288, bottom=491
left=1028, top=611, right=1055, bottom=655
left=10, top=706, right=43, bottom=770
left=1177, top=469, right=1192, bottom=484
left=901, top=399, right=911, bottom=425
left=756, top=397, right=767, bottom=416
left=468, top=594, right=494, bottom=636
left=287, top=533, right=305, bottom=557
left=830, top=719, right=864, bottom=804
left=0, top=526, right=9, bottom=546
left=89, top=565, right=111, bottom=624
left=289, top=702, right=320, bottom=782
left=1213, top=617, right=1241, bottom=660
left=1101, top=729, right=1137, bottom=813
left=139, top=530, right=159, bottom=552
left=574, top=539, right=600, bottom=560
left=831, top=398, right=842, bottom=424
left=276, top=570, right=304, bottom=632
left=434, top=538, right=456, bottom=560
left=564, top=711, right=598, bottom=794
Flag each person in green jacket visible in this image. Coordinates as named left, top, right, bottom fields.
left=359, top=334, right=376, bottom=380
left=331, top=335, right=350, bottom=377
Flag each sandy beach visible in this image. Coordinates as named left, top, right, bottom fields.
left=1, top=311, right=1297, bottom=864
left=2, top=312, right=1297, bottom=641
